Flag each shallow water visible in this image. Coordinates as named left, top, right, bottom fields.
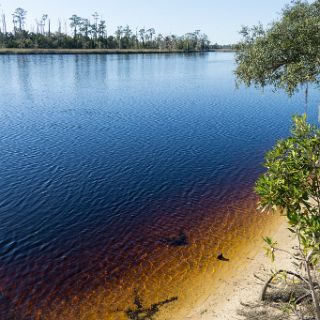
left=0, top=53, right=315, bottom=319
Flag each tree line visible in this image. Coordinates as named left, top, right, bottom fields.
left=0, top=7, right=213, bottom=51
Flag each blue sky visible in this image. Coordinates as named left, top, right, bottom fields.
left=1, top=0, right=292, bottom=44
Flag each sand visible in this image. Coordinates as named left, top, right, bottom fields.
left=183, top=215, right=295, bottom=320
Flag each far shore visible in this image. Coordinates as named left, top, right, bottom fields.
left=0, top=48, right=235, bottom=55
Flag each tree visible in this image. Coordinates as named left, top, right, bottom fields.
left=235, top=0, right=320, bottom=96
left=123, top=25, right=132, bottom=38
left=12, top=8, right=27, bottom=32
left=255, top=115, right=320, bottom=319
left=69, top=14, right=81, bottom=39
left=98, top=20, right=106, bottom=38
left=92, top=12, right=99, bottom=40
left=184, top=32, right=196, bottom=51
left=139, top=28, right=145, bottom=46
left=1, top=13, right=7, bottom=34
left=90, top=22, right=98, bottom=44
left=156, top=34, right=164, bottom=50
left=12, top=15, right=18, bottom=34
left=147, top=28, right=155, bottom=42
left=115, top=26, right=123, bottom=49
left=92, top=12, right=99, bottom=29
left=48, top=19, right=51, bottom=36
left=38, top=14, right=48, bottom=35
left=80, top=18, right=90, bottom=37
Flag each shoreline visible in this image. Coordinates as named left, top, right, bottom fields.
left=0, top=48, right=234, bottom=55
left=13, top=194, right=288, bottom=320
left=183, top=215, right=294, bottom=320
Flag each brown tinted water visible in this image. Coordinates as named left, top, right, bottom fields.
left=1, top=188, right=278, bottom=320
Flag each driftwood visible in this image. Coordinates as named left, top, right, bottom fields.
left=125, top=289, right=178, bottom=320
left=260, top=270, right=309, bottom=301
left=295, top=292, right=312, bottom=305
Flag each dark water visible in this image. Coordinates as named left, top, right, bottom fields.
left=0, top=53, right=316, bottom=319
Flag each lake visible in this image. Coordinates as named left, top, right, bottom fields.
left=0, top=53, right=313, bottom=319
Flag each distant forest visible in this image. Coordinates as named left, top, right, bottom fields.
left=0, top=8, right=233, bottom=51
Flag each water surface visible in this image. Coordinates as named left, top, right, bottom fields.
left=0, top=53, right=314, bottom=319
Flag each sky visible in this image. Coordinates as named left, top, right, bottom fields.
left=0, top=0, right=293, bottom=44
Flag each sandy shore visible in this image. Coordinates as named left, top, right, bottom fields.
left=184, top=215, right=294, bottom=320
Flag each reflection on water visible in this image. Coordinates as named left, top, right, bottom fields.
left=0, top=53, right=313, bottom=319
